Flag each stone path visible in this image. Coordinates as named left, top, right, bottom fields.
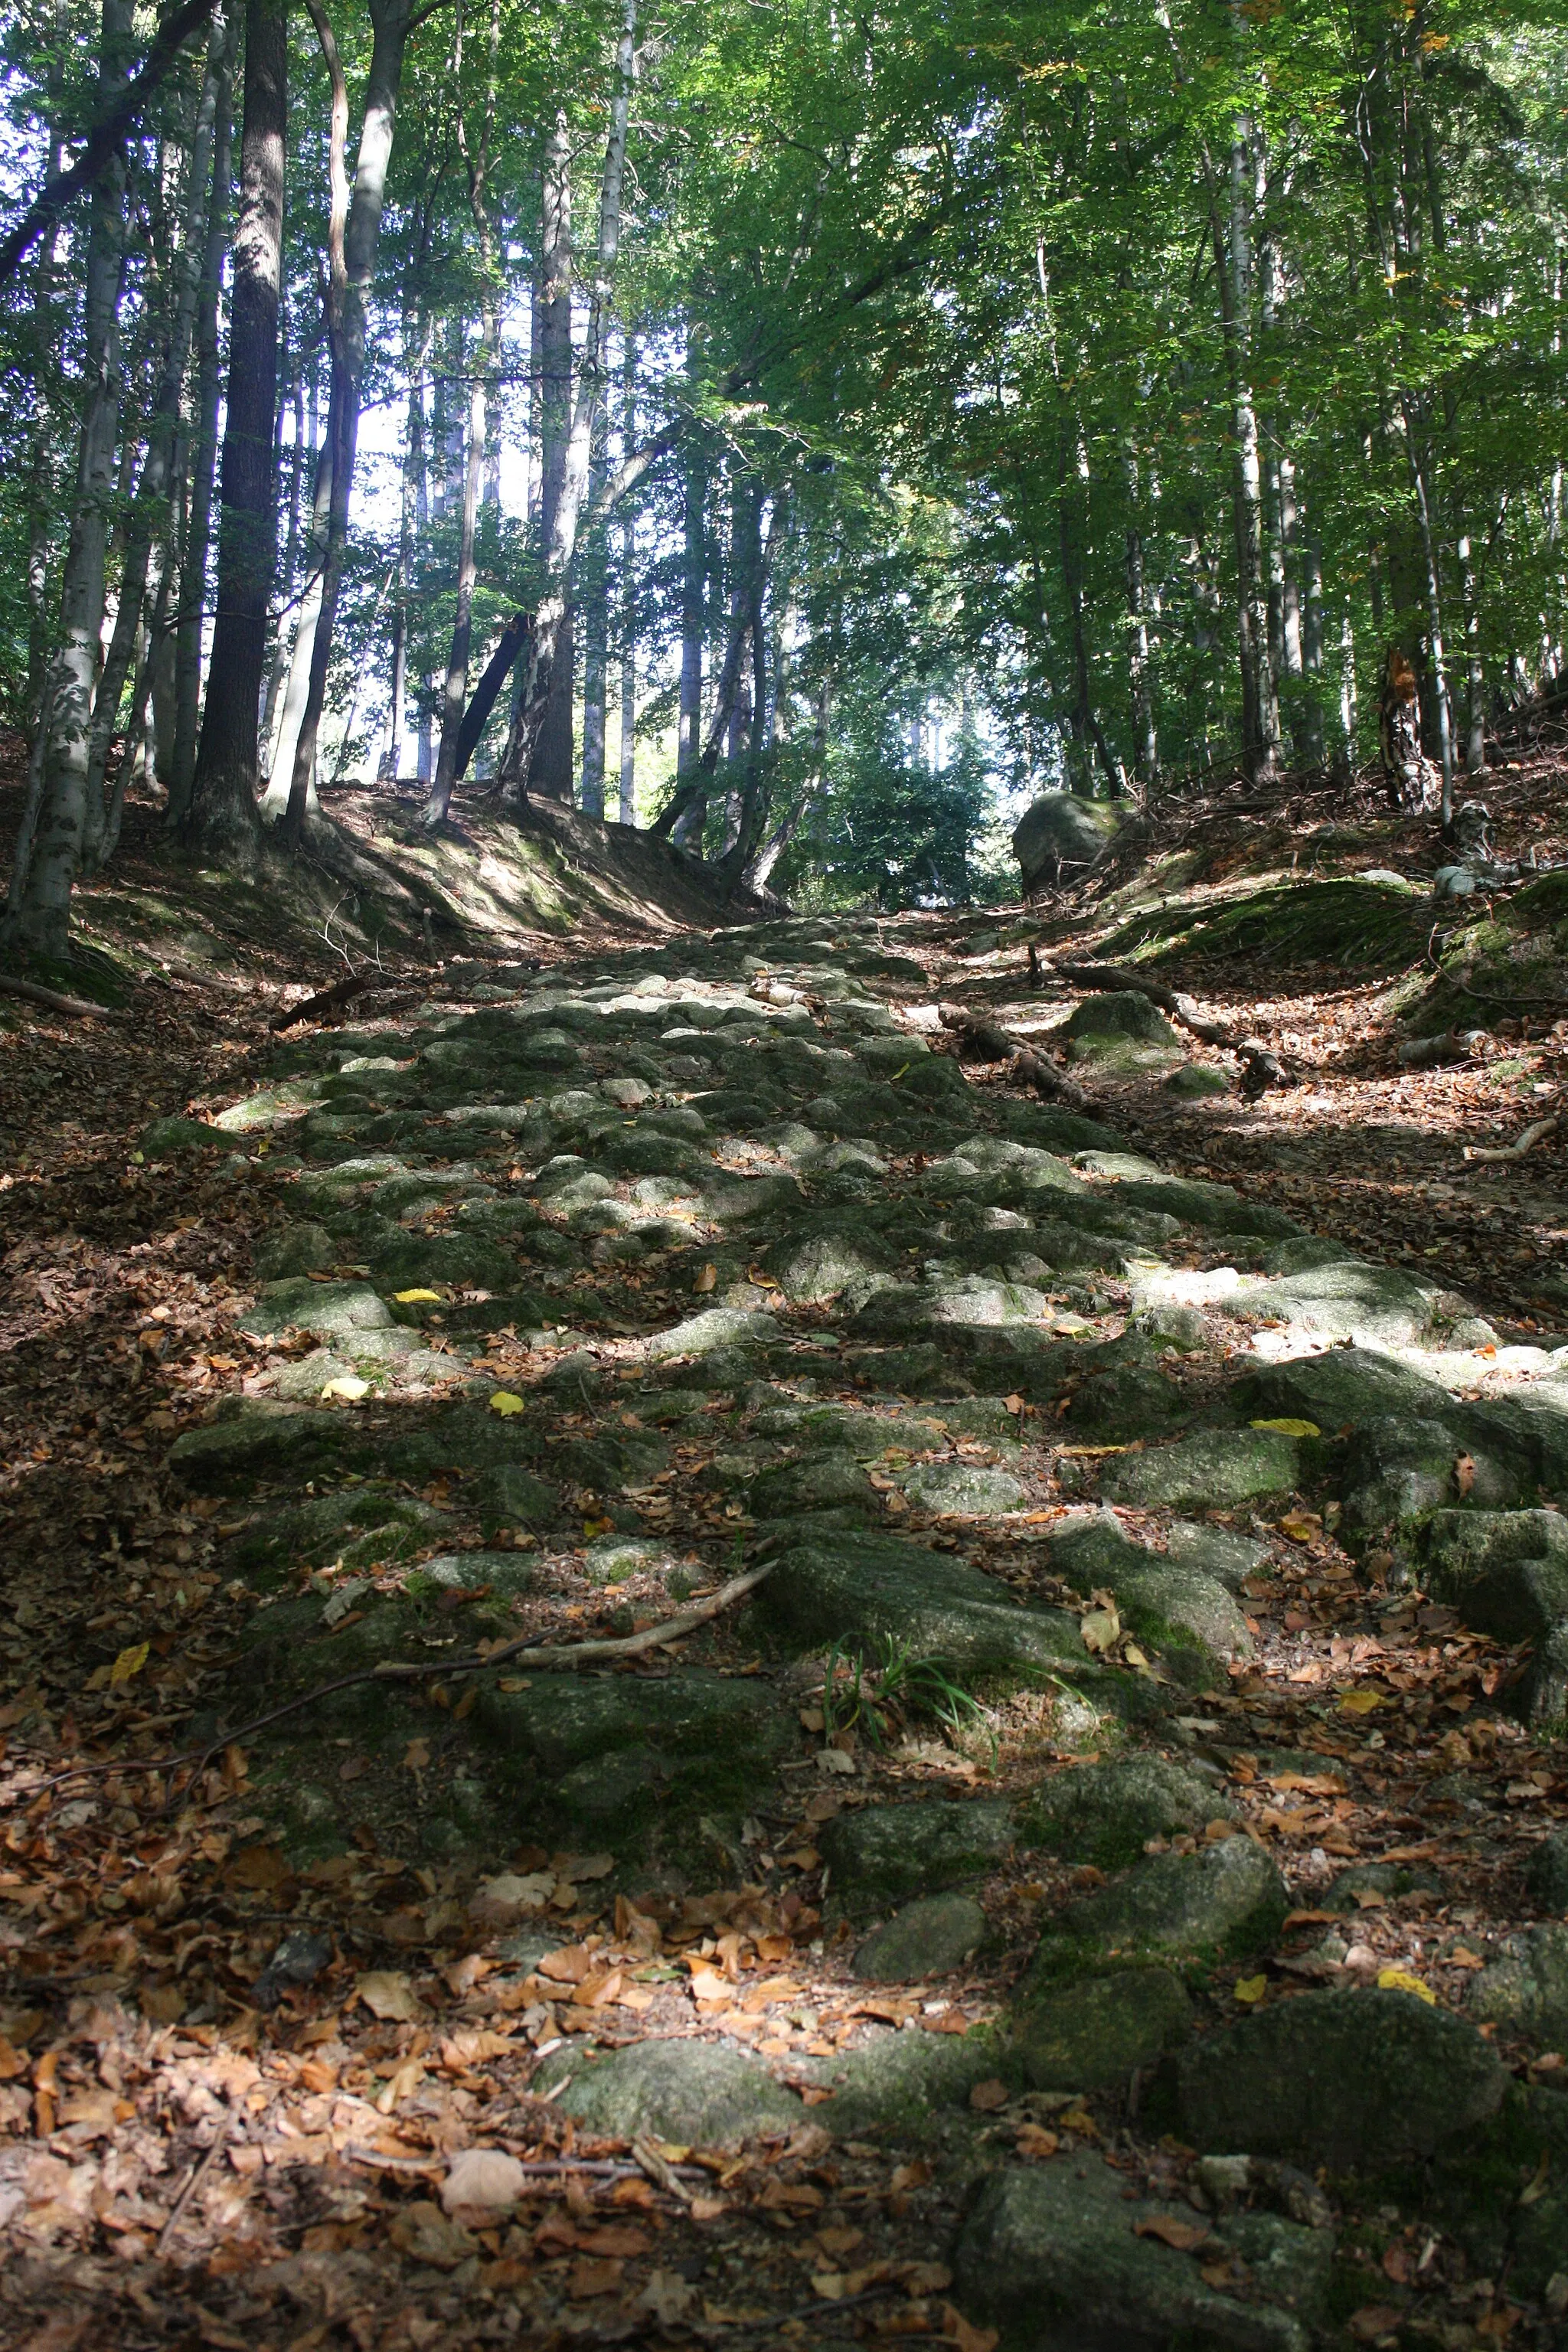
left=152, top=908, right=1568, bottom=2344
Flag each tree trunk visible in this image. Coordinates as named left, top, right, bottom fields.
left=1457, top=528, right=1487, bottom=777
left=616, top=331, right=637, bottom=825
left=579, top=420, right=610, bottom=818
left=529, top=108, right=575, bottom=800
left=1206, top=128, right=1279, bottom=787
left=166, top=45, right=234, bottom=825
left=426, top=324, right=488, bottom=821
left=260, top=352, right=305, bottom=777
left=276, top=0, right=414, bottom=843
left=24, top=13, right=68, bottom=733
left=82, top=0, right=231, bottom=870
left=497, top=0, right=635, bottom=810
left=5, top=0, right=134, bottom=958
left=1122, top=443, right=1158, bottom=786
left=1301, top=511, right=1327, bottom=769
left=671, top=394, right=707, bottom=845
left=179, top=0, right=285, bottom=856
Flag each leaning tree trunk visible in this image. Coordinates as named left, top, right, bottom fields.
left=5, top=0, right=135, bottom=959
left=276, top=0, right=414, bottom=844
left=180, top=0, right=286, bottom=859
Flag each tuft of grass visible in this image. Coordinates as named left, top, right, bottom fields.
left=820, top=1633, right=996, bottom=1761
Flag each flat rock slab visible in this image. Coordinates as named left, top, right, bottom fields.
left=1018, top=1757, right=1234, bottom=1870
left=534, top=2038, right=796, bottom=2148
left=954, top=2160, right=1314, bottom=2352
left=819, top=1797, right=1014, bottom=1904
left=853, top=1893, right=987, bottom=1982
left=1014, top=1965, right=1193, bottom=2090
left=1031, top=1837, right=1288, bottom=1977
left=1175, top=1986, right=1506, bottom=2169
left=1101, top=1426, right=1299, bottom=1510
left=756, top=1531, right=1087, bottom=1675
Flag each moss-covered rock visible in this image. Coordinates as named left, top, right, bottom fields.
left=853, top=1893, right=987, bottom=1982
left=818, top=1797, right=1014, bottom=1906
left=1029, top=1836, right=1288, bottom=1980
left=534, top=2038, right=795, bottom=2148
left=1014, top=1965, right=1194, bottom=2090
left=1016, top=1757, right=1233, bottom=1869
left=1174, top=1987, right=1506, bottom=2170
left=1101, top=1426, right=1299, bottom=1511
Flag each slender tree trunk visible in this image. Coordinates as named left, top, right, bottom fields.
left=671, top=392, right=707, bottom=845
left=260, top=352, right=305, bottom=776
left=616, top=331, right=637, bottom=824
left=180, top=0, right=285, bottom=854
left=1301, top=511, right=1327, bottom=769
left=1456, top=528, right=1487, bottom=777
left=426, top=325, right=487, bottom=820
left=528, top=108, right=575, bottom=799
left=579, top=420, right=610, bottom=818
left=1205, top=130, right=1279, bottom=786
left=6, top=0, right=134, bottom=956
left=82, top=0, right=231, bottom=869
left=1122, top=443, right=1157, bottom=786
left=276, top=0, right=414, bottom=842
left=1400, top=393, right=1455, bottom=823
left=497, top=0, right=635, bottom=808
left=166, top=45, right=234, bottom=824
left=24, top=15, right=68, bottom=733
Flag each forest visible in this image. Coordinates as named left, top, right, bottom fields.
left=10, top=8, right=1568, bottom=2351
left=0, top=0, right=1563, bottom=955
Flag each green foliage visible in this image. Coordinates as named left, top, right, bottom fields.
left=820, top=1633, right=995, bottom=1757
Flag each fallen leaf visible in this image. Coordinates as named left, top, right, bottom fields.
left=1135, top=2215, right=1213, bottom=2252
left=320, top=1376, right=369, bottom=1401
left=637, top=2272, right=698, bottom=2325
left=968, top=2078, right=1009, bottom=2113
left=443, top=2148, right=526, bottom=2213
left=355, top=1970, right=423, bottom=2023
left=1233, top=1975, right=1269, bottom=2004
left=388, top=2201, right=474, bottom=2267
left=567, top=2256, right=626, bottom=2300
left=1079, top=1601, right=1120, bottom=1654
left=1456, top=1452, right=1477, bottom=1497
left=403, top=1738, right=430, bottom=1771
left=938, top=2308, right=1001, bottom=2352
left=1377, top=1967, right=1436, bottom=2005
left=1338, top=1690, right=1384, bottom=1715
left=489, top=1391, right=526, bottom=1416
left=1348, top=2308, right=1406, bottom=2344
left=693, top=1265, right=717, bottom=1293
left=109, top=1642, right=149, bottom=1686
left=1250, top=1417, right=1321, bottom=1438
left=394, top=1289, right=443, bottom=1303
left=1014, top=2124, right=1059, bottom=2158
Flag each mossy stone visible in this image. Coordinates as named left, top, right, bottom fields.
left=534, top=2038, right=795, bottom=2148
left=818, top=1798, right=1014, bottom=1906
left=853, top=1893, right=987, bottom=1983
left=1014, top=1965, right=1193, bottom=2090
left=1031, top=1835, right=1288, bottom=1979
left=1101, top=1426, right=1299, bottom=1511
left=1018, top=1757, right=1233, bottom=1870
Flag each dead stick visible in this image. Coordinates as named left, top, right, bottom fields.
left=1462, top=1115, right=1558, bottom=1165
left=0, top=972, right=129, bottom=1021
left=6, top=1562, right=777, bottom=1805
left=1049, top=959, right=1287, bottom=1096
left=937, top=1004, right=1098, bottom=1113
left=156, top=2116, right=234, bottom=2252
left=269, top=972, right=368, bottom=1031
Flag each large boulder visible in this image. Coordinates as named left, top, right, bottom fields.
left=1018, top=1756, right=1234, bottom=1869
left=955, top=2160, right=1316, bottom=2352
left=1062, top=991, right=1179, bottom=1050
left=1013, top=792, right=1123, bottom=894
left=1175, top=1987, right=1506, bottom=2170
left=1014, top=1966, right=1194, bottom=2091
left=820, top=1798, right=1014, bottom=1905
left=1030, top=1836, right=1288, bottom=1978
left=534, top=2039, right=795, bottom=2148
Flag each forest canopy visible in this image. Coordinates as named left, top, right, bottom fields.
left=1, top=0, right=1564, bottom=956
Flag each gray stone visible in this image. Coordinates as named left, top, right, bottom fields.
left=900, top=1461, right=1027, bottom=1516
left=1063, top=991, right=1180, bottom=1049
left=802, top=2023, right=1003, bottom=2138
left=1468, top=1925, right=1568, bottom=2046
left=170, top=1400, right=353, bottom=1491
left=236, top=1279, right=394, bottom=1342
left=1165, top=1521, right=1269, bottom=1591
left=749, top=1452, right=877, bottom=1520
left=1012, top=791, right=1123, bottom=892
left=1236, top=1261, right=1472, bottom=1348
left=471, top=1668, right=789, bottom=1779
left=140, top=1114, right=226, bottom=1155
left=1065, top=1364, right=1188, bottom=1442
left=1014, top=1966, right=1194, bottom=2090
left=534, top=2038, right=795, bottom=2148
left=1117, top=1177, right=1298, bottom=1240
left=645, top=1307, right=776, bottom=1360
left=254, top=1222, right=338, bottom=1279
left=1176, top=1986, right=1507, bottom=2170
left=819, top=1798, right=1014, bottom=1904
left=418, top=1550, right=535, bottom=1599
left=955, top=2161, right=1311, bottom=2352
left=582, top=1535, right=672, bottom=1586
left=1018, top=1757, right=1234, bottom=1869
left=472, top=1464, right=562, bottom=1536
left=756, top=1530, right=1087, bottom=1676
left=1233, top=1344, right=1452, bottom=1432
left=1110, top=1563, right=1255, bottom=1664
left=760, top=1231, right=897, bottom=1305
left=853, top=1893, right=987, bottom=1982
left=1421, top=1510, right=1568, bottom=1641
left=1031, top=1836, right=1288, bottom=1977
left=1101, top=1426, right=1299, bottom=1511
left=1164, top=1062, right=1232, bottom=1099
left=1526, top=1829, right=1568, bottom=1912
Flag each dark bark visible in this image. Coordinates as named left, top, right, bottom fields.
left=179, top=0, right=286, bottom=859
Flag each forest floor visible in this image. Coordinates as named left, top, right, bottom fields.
left=4, top=722, right=1568, bottom=2352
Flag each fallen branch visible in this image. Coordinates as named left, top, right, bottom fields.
left=1462, top=1115, right=1558, bottom=1165
left=6, top=1560, right=776, bottom=1808
left=1053, top=958, right=1232, bottom=1045
left=937, top=1004, right=1098, bottom=1112
left=0, top=972, right=129, bottom=1021
left=1396, top=1029, right=1488, bottom=1070
left=269, top=972, right=368, bottom=1031
left=1049, top=957, right=1288, bottom=1099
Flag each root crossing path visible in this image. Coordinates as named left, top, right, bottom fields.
left=8, top=907, right=1568, bottom=2350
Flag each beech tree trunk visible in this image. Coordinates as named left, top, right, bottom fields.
left=529, top=109, right=575, bottom=800
left=180, top=0, right=286, bottom=858
left=5, top=0, right=134, bottom=957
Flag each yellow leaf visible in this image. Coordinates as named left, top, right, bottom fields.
left=394, top=1288, right=443, bottom=1303
left=693, top=1264, right=717, bottom=1294
left=1233, top=1975, right=1268, bottom=2004
left=1377, top=1968, right=1436, bottom=2005
left=489, top=1391, right=526, bottom=1416
left=321, top=1375, right=370, bottom=1401
left=109, top=1642, right=149, bottom=1686
left=1250, top=1417, right=1321, bottom=1439
left=1339, top=1690, right=1384, bottom=1715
